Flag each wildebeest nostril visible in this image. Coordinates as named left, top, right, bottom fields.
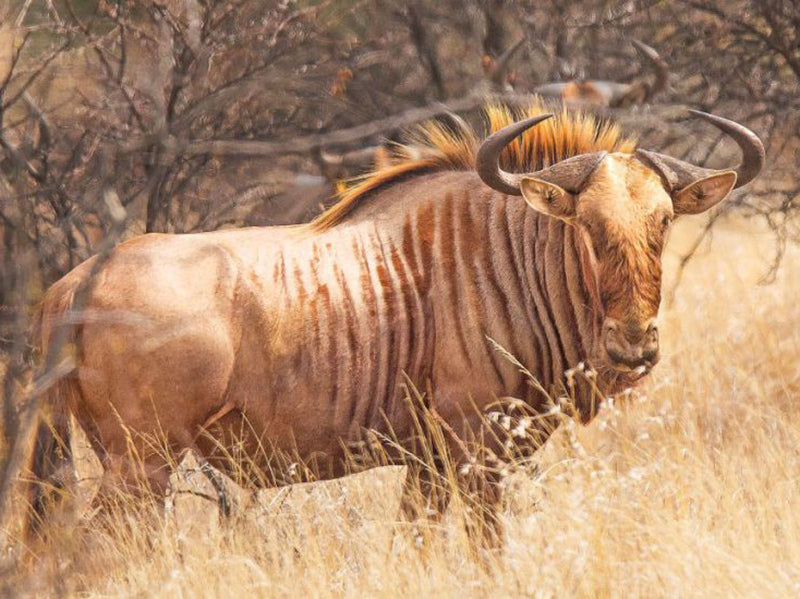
left=642, top=323, right=660, bottom=361
left=604, top=319, right=660, bottom=370
left=607, top=347, right=647, bottom=369
left=620, top=320, right=659, bottom=347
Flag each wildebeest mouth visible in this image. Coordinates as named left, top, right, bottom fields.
left=588, top=355, right=653, bottom=381
left=608, top=361, right=652, bottom=381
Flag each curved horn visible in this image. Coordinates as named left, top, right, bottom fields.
left=476, top=114, right=607, bottom=195
left=489, top=37, right=526, bottom=86
left=636, top=110, right=765, bottom=192
left=632, top=40, right=668, bottom=98
left=689, top=110, right=765, bottom=188
left=476, top=114, right=554, bottom=196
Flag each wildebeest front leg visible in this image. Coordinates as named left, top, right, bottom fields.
left=457, top=465, right=504, bottom=548
left=399, top=462, right=451, bottom=522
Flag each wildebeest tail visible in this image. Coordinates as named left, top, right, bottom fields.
left=26, top=272, right=83, bottom=537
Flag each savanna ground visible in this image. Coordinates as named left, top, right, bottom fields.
left=6, top=214, right=799, bottom=598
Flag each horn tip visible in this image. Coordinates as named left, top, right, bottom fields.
left=632, top=40, right=659, bottom=58
left=686, top=109, right=733, bottom=129
left=524, top=113, right=554, bottom=124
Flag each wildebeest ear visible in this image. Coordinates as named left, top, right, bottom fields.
left=520, top=177, right=575, bottom=222
left=673, top=171, right=737, bottom=215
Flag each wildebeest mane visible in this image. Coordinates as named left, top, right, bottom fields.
left=308, top=101, right=636, bottom=232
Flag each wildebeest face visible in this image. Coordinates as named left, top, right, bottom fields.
left=477, top=110, right=761, bottom=375
left=520, top=153, right=736, bottom=374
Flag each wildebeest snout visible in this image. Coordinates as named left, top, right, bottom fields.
left=602, top=318, right=660, bottom=372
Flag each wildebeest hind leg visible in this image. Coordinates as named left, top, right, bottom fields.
left=92, top=451, right=172, bottom=515
left=197, top=456, right=231, bottom=518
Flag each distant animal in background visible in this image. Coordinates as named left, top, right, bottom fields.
left=534, top=41, right=669, bottom=107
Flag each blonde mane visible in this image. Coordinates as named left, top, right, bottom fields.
left=309, top=101, right=636, bottom=231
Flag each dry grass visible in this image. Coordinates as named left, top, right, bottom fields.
left=7, top=213, right=800, bottom=598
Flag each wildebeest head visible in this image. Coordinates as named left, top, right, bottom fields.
left=477, top=111, right=764, bottom=375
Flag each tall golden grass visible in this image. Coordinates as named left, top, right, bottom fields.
left=6, top=214, right=800, bottom=598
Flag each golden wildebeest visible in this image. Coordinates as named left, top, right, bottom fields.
left=534, top=41, right=669, bottom=107
left=30, top=102, right=763, bottom=528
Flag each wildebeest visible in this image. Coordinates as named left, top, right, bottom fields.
left=534, top=41, right=669, bottom=107
left=30, top=102, right=763, bottom=530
